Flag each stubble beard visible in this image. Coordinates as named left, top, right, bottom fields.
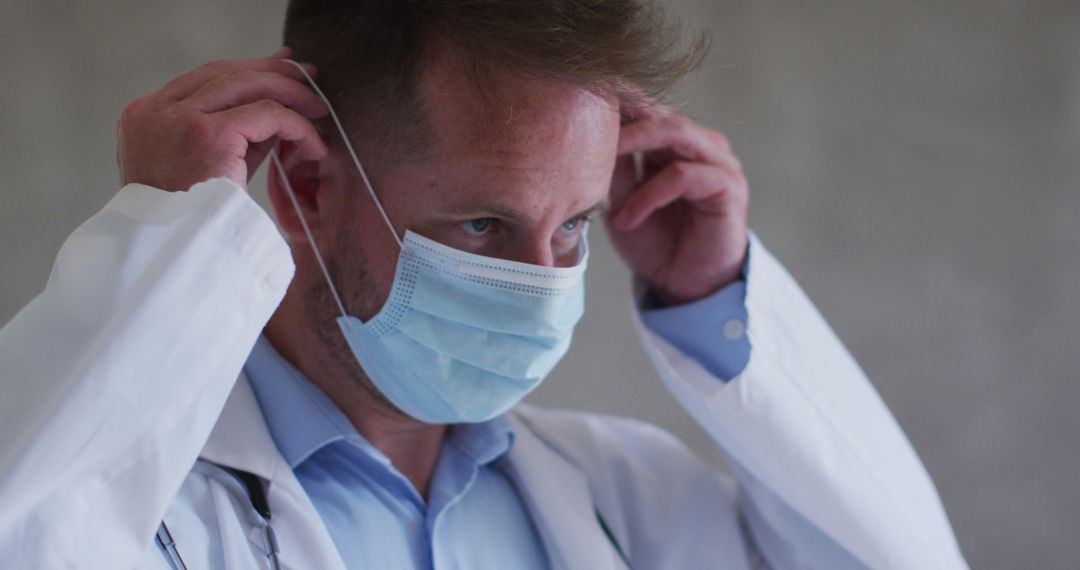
left=304, top=228, right=413, bottom=422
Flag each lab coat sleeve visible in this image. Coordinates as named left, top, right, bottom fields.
left=631, top=234, right=968, bottom=569
left=0, top=178, right=293, bottom=568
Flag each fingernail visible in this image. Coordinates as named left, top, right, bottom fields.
left=271, top=46, right=292, bottom=57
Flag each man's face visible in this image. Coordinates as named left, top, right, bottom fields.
left=316, top=56, right=621, bottom=322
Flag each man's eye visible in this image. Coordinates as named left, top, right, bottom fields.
left=561, top=216, right=587, bottom=232
left=459, top=218, right=495, bottom=235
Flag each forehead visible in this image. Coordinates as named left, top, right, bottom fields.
left=417, top=51, right=621, bottom=179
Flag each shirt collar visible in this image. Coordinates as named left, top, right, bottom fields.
left=448, top=413, right=516, bottom=466
left=243, top=334, right=515, bottom=470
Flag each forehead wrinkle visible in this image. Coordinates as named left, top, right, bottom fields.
left=470, top=156, right=567, bottom=173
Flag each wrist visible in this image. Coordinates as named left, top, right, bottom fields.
left=653, top=259, right=746, bottom=307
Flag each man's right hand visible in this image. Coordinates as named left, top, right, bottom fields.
left=116, top=47, right=329, bottom=193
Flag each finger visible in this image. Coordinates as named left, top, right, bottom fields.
left=612, top=161, right=746, bottom=230
left=618, top=114, right=738, bottom=171
left=616, top=84, right=671, bottom=124
left=270, top=46, right=292, bottom=58
left=619, top=113, right=731, bottom=163
left=214, top=99, right=328, bottom=162
left=160, top=57, right=318, bottom=102
left=620, top=99, right=665, bottom=125
left=187, top=70, right=329, bottom=118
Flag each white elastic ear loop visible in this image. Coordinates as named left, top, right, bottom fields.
left=267, top=57, right=407, bottom=320
left=270, top=152, right=349, bottom=320
left=278, top=58, right=402, bottom=248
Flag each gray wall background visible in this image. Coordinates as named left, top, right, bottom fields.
left=1, top=1, right=1077, bottom=567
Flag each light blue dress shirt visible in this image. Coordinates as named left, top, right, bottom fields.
left=639, top=279, right=751, bottom=381
left=243, top=273, right=751, bottom=568
left=639, top=248, right=752, bottom=382
left=244, top=337, right=549, bottom=569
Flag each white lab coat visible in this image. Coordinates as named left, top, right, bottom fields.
left=0, top=178, right=968, bottom=569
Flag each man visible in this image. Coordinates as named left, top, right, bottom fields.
left=0, top=0, right=967, bottom=568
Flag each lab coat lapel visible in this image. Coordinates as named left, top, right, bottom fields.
left=503, top=413, right=626, bottom=570
left=199, top=374, right=346, bottom=570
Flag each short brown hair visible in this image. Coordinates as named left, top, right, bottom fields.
left=283, top=0, right=708, bottom=164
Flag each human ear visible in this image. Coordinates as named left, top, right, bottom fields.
left=266, top=140, right=325, bottom=243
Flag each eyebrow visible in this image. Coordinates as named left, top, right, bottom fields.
left=574, top=199, right=611, bottom=219
left=443, top=198, right=610, bottom=222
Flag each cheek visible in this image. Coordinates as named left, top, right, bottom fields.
left=322, top=209, right=403, bottom=321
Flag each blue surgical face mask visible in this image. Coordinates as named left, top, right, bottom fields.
left=270, top=60, right=588, bottom=424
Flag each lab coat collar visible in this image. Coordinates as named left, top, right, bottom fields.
left=199, top=372, right=280, bottom=481
left=199, top=375, right=347, bottom=570
left=503, top=411, right=628, bottom=570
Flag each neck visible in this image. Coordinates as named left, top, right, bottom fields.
left=263, top=277, right=447, bottom=499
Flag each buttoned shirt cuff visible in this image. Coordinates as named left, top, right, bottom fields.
left=638, top=251, right=751, bottom=383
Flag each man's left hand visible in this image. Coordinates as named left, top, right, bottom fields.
left=606, top=105, right=750, bottom=306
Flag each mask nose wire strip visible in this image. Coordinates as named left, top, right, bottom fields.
left=270, top=151, right=349, bottom=320
left=279, top=57, right=403, bottom=249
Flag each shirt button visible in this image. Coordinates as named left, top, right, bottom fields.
left=723, top=318, right=745, bottom=341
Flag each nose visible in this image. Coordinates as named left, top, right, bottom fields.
left=512, top=241, right=556, bottom=268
